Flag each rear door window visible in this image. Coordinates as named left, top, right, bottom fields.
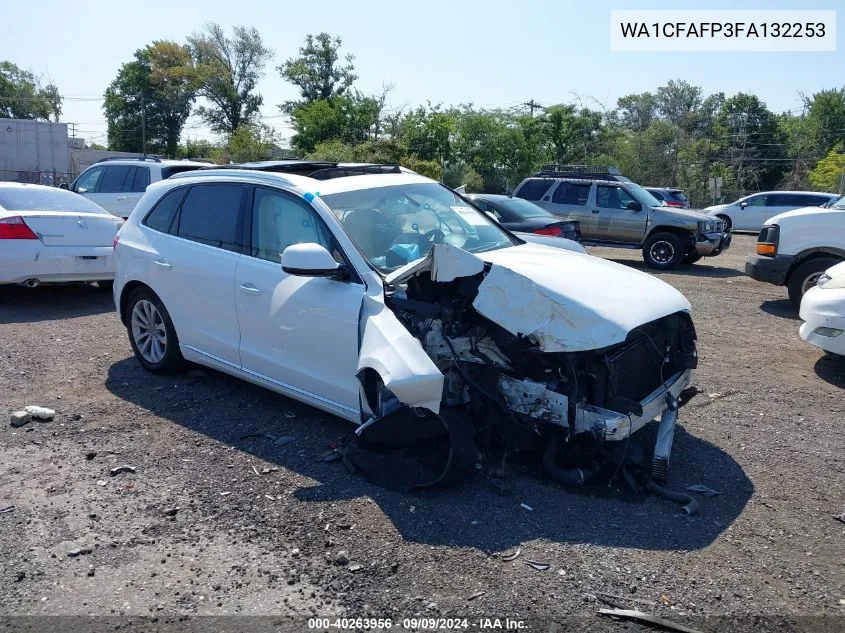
left=131, top=167, right=151, bottom=192
left=99, top=166, right=134, bottom=193
left=514, top=179, right=553, bottom=201
left=766, top=193, right=792, bottom=207
left=175, top=184, right=245, bottom=252
left=553, top=182, right=591, bottom=205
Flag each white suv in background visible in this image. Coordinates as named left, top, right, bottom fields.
left=66, top=157, right=212, bottom=219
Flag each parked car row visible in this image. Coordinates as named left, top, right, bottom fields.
left=1, top=159, right=840, bottom=493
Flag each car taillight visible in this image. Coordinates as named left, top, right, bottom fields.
left=665, top=201, right=684, bottom=208
left=0, top=216, right=38, bottom=239
left=535, top=226, right=562, bottom=236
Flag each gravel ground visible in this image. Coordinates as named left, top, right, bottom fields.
left=1, top=234, right=844, bottom=632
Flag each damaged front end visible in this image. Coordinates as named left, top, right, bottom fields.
left=350, top=244, right=698, bottom=491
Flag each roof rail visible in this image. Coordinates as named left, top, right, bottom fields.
left=93, top=156, right=162, bottom=164
left=534, top=164, right=622, bottom=178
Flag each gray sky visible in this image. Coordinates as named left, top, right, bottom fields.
left=4, top=0, right=842, bottom=147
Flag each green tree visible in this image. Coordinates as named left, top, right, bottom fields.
left=715, top=93, right=787, bottom=193
left=278, top=33, right=357, bottom=112
left=615, top=92, right=657, bottom=133
left=808, top=149, right=845, bottom=192
left=189, top=23, right=272, bottom=134
left=220, top=123, right=278, bottom=163
left=400, top=105, right=456, bottom=163
left=104, top=41, right=198, bottom=156
left=805, top=88, right=845, bottom=154
left=289, top=91, right=387, bottom=154
left=0, top=61, right=62, bottom=120
left=177, top=138, right=221, bottom=162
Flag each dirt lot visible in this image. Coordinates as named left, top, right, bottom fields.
left=1, top=234, right=844, bottom=632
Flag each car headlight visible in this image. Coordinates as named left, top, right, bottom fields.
left=698, top=220, right=716, bottom=233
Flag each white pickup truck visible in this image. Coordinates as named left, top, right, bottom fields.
left=745, top=195, right=845, bottom=309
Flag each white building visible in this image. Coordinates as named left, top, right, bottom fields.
left=0, top=118, right=70, bottom=184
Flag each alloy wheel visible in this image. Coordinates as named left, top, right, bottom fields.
left=131, top=299, right=167, bottom=364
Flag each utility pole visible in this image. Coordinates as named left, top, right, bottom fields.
left=140, top=92, right=147, bottom=157
left=524, top=99, right=543, bottom=118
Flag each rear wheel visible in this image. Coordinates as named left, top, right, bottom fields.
left=126, top=287, right=184, bottom=374
left=643, top=232, right=684, bottom=270
left=787, top=257, right=839, bottom=310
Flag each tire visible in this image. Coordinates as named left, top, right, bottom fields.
left=643, top=232, right=684, bottom=270
left=126, top=286, right=185, bottom=374
left=96, top=280, right=114, bottom=291
left=787, top=258, right=839, bottom=310
left=716, top=214, right=732, bottom=232
left=682, top=253, right=702, bottom=265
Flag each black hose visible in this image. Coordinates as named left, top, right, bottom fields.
left=542, top=431, right=595, bottom=487
left=645, top=480, right=699, bottom=515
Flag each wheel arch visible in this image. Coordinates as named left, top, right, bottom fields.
left=644, top=226, right=696, bottom=249
left=785, top=248, right=845, bottom=283
left=118, top=280, right=155, bottom=326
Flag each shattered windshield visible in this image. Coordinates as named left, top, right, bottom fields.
left=320, top=182, right=517, bottom=272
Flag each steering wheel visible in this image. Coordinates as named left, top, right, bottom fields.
left=423, top=228, right=445, bottom=243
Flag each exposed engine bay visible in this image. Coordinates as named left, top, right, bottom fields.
left=345, top=244, right=699, bottom=498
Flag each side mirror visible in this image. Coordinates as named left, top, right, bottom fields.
left=281, top=243, right=346, bottom=279
left=739, top=201, right=748, bottom=209
left=626, top=200, right=642, bottom=211
left=59, top=182, right=69, bottom=190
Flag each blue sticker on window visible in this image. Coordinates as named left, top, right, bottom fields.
left=303, top=192, right=314, bottom=203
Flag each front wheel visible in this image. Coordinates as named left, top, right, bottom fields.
left=126, top=287, right=185, bottom=374
left=643, top=232, right=684, bottom=270
left=787, top=257, right=839, bottom=310
left=716, top=214, right=732, bottom=232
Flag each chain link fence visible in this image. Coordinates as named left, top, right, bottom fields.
left=0, top=170, right=76, bottom=188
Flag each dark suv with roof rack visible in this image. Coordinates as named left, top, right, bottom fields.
left=512, top=166, right=731, bottom=269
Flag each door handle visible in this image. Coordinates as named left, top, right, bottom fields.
left=153, top=260, right=172, bottom=270
left=238, top=284, right=261, bottom=296
left=591, top=209, right=600, bottom=214
left=117, top=196, right=128, bottom=201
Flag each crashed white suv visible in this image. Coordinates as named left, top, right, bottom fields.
left=113, top=162, right=698, bottom=490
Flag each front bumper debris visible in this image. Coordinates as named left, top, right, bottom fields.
left=573, top=369, right=692, bottom=442
left=695, top=231, right=732, bottom=257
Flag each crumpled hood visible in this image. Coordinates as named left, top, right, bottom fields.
left=390, top=243, right=691, bottom=352
left=475, top=243, right=691, bottom=351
